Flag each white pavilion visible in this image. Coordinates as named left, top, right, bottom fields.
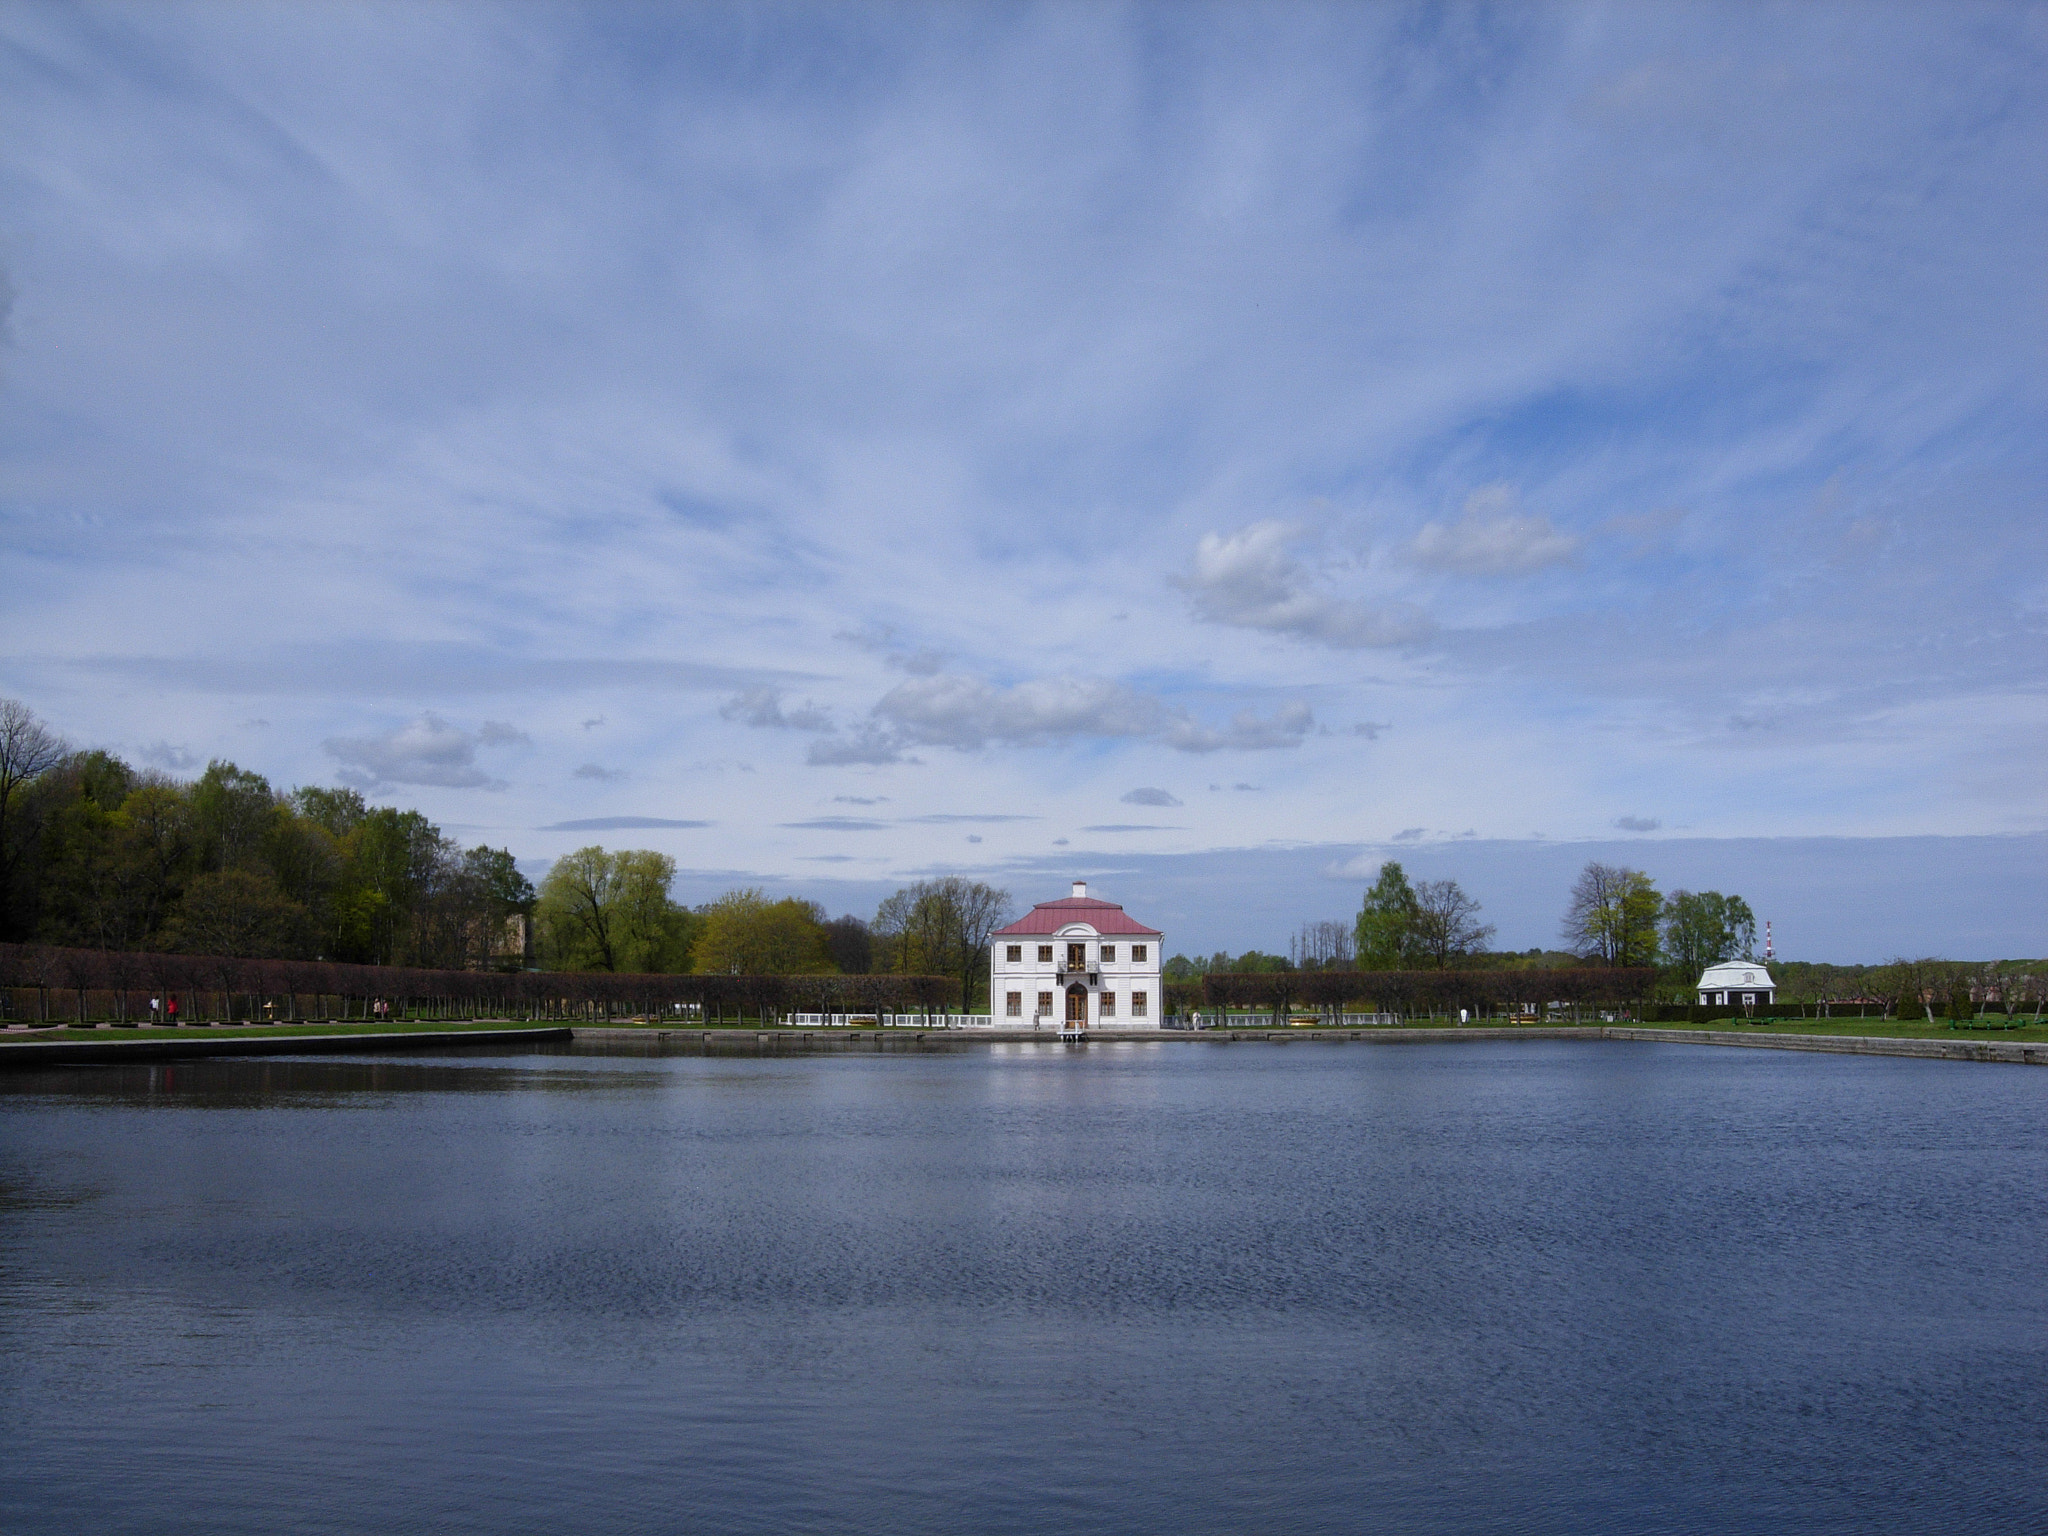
left=990, top=882, right=1163, bottom=1029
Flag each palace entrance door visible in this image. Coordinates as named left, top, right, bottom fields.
left=1065, top=985, right=1088, bottom=1027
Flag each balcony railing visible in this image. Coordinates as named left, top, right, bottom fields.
left=1054, top=965, right=1101, bottom=986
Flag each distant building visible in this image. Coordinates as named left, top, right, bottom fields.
left=1697, top=961, right=1775, bottom=1009
left=990, top=882, right=1163, bottom=1029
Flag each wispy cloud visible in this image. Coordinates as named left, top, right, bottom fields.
left=542, top=816, right=712, bottom=831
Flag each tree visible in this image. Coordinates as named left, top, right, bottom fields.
left=1410, top=879, right=1495, bottom=968
left=823, top=914, right=872, bottom=975
left=1661, top=890, right=1757, bottom=980
left=166, top=867, right=309, bottom=958
left=693, top=888, right=833, bottom=974
left=537, top=846, right=628, bottom=970
left=872, top=877, right=1014, bottom=1009
left=1561, top=862, right=1661, bottom=967
left=1355, top=861, right=1421, bottom=969
left=0, top=698, right=67, bottom=940
left=1290, top=919, right=1354, bottom=970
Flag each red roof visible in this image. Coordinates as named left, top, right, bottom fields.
left=993, top=896, right=1161, bottom=937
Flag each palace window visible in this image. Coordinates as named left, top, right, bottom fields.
left=1132, top=944, right=1147, bottom=962
left=1006, top=992, right=1022, bottom=1017
left=1036, top=991, right=1053, bottom=1015
left=1132, top=991, right=1148, bottom=1017
left=1067, top=942, right=1087, bottom=969
left=1101, top=945, right=1116, bottom=963
left=1006, top=945, right=1021, bottom=963
left=1037, top=945, right=1053, bottom=963
left=1100, top=992, right=1117, bottom=1017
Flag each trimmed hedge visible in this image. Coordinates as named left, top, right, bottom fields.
left=0, top=941, right=955, bottom=1024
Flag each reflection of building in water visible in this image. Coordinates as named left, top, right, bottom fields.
left=990, top=882, right=1163, bottom=1029
left=1697, top=961, right=1775, bottom=1008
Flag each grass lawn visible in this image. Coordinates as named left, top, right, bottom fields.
left=0, top=1019, right=560, bottom=1044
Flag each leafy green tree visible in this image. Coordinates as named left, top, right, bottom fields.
left=1661, top=890, right=1757, bottom=979
left=537, top=846, right=694, bottom=972
left=166, top=868, right=309, bottom=957
left=191, top=761, right=280, bottom=873
left=1562, top=862, right=1661, bottom=967
left=1355, top=861, right=1422, bottom=969
left=694, top=888, right=833, bottom=975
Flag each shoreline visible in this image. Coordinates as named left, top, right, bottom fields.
left=0, top=1021, right=2038, bottom=1069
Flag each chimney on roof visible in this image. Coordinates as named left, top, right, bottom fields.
left=1073, top=880, right=1087, bottom=899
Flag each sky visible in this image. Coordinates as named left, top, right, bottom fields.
left=2, top=1, right=2043, bottom=962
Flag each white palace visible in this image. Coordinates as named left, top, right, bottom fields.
left=990, top=882, right=1164, bottom=1030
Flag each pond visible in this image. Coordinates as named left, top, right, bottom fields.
left=1, top=1038, right=2042, bottom=1534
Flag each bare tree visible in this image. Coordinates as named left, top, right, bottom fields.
left=1290, top=919, right=1355, bottom=970
left=0, top=698, right=67, bottom=940
left=874, top=877, right=1014, bottom=1010
left=1411, top=879, right=1495, bottom=968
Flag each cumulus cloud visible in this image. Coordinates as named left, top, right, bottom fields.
left=574, top=763, right=627, bottom=781
left=1614, top=815, right=1662, bottom=831
left=721, top=687, right=833, bottom=731
left=323, top=714, right=527, bottom=790
left=1407, top=486, right=1581, bottom=575
left=806, top=722, right=912, bottom=766
left=1122, top=787, right=1183, bottom=807
left=1176, top=522, right=1432, bottom=648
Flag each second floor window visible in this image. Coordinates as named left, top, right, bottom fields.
left=1006, top=945, right=1021, bottom=963
left=1067, top=942, right=1086, bottom=969
left=1101, top=945, right=1116, bottom=963
left=1037, top=945, right=1053, bottom=963
left=1132, top=944, right=1147, bottom=962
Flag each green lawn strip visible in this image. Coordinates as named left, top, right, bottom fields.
left=1619, top=1016, right=2048, bottom=1043
left=0, top=1020, right=560, bottom=1044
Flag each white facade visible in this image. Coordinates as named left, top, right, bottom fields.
left=990, top=881, right=1164, bottom=1029
left=1697, top=961, right=1776, bottom=1007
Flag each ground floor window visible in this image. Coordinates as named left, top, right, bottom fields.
left=1131, top=990, right=1148, bottom=1017
left=1006, top=991, right=1021, bottom=1017
left=1037, top=991, right=1053, bottom=1015
left=1100, top=992, right=1116, bottom=1017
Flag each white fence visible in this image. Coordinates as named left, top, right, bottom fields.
left=787, top=1013, right=996, bottom=1029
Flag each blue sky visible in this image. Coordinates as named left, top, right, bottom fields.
left=2, top=2, right=2043, bottom=960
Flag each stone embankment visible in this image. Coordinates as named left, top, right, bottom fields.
left=0, top=1025, right=572, bottom=1069
left=571, top=1024, right=2046, bottom=1066
left=0, top=1023, right=2037, bottom=1068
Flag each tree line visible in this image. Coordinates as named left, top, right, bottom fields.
left=0, top=697, right=1017, bottom=1006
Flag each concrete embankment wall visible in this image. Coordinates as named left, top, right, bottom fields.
left=0, top=1026, right=573, bottom=1070
left=573, top=1024, right=2045, bottom=1065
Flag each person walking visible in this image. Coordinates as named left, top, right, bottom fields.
left=166, top=995, right=179, bottom=1025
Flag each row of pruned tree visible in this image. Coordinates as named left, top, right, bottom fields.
left=1191, top=967, right=1658, bottom=1020
left=0, top=941, right=955, bottom=1025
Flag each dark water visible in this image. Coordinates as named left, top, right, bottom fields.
left=1, top=1039, right=2043, bottom=1535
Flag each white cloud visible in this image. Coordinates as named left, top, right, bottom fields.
left=1177, top=522, right=1432, bottom=648
left=323, top=714, right=525, bottom=790
left=138, top=741, right=198, bottom=771
left=1122, top=787, right=1183, bottom=807
left=1407, top=487, right=1581, bottom=576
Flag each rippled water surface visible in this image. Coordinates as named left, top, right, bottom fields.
left=2, top=1038, right=2043, bottom=1535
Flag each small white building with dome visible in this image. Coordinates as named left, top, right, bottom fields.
left=1698, top=960, right=1775, bottom=1009
left=990, top=882, right=1163, bottom=1029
